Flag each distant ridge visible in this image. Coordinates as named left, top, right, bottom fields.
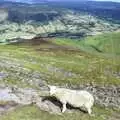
left=2, top=0, right=48, bottom=4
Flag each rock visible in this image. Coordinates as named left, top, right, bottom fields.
left=76, top=85, right=120, bottom=109
left=0, top=85, right=61, bottom=114
left=0, top=101, right=18, bottom=116
left=36, top=97, right=61, bottom=114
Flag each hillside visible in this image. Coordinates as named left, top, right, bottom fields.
left=0, top=1, right=120, bottom=120
left=54, top=32, right=120, bottom=55
left=0, top=34, right=120, bottom=119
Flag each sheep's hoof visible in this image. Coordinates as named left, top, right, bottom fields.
left=62, top=109, right=66, bottom=113
left=62, top=110, right=65, bottom=113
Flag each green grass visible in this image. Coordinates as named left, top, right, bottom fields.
left=54, top=32, right=120, bottom=55
left=0, top=40, right=120, bottom=86
left=0, top=105, right=117, bottom=120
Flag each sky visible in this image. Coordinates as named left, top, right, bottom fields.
left=3, top=0, right=120, bottom=3
left=95, top=0, right=120, bottom=2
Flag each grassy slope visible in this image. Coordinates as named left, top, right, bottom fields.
left=0, top=32, right=120, bottom=119
left=1, top=105, right=119, bottom=120
left=0, top=44, right=119, bottom=86
left=54, top=32, right=120, bottom=55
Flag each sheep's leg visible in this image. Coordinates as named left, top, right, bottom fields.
left=87, top=108, right=92, bottom=115
left=62, top=103, right=66, bottom=113
left=88, top=108, right=95, bottom=117
left=85, top=105, right=92, bottom=115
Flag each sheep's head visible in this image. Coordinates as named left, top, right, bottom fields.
left=48, top=85, right=57, bottom=96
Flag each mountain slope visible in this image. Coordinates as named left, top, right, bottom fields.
left=80, top=32, right=120, bottom=55
left=0, top=33, right=120, bottom=119
left=54, top=32, right=120, bottom=55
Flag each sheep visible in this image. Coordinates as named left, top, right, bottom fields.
left=48, top=85, right=94, bottom=115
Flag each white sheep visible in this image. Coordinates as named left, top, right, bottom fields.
left=48, top=85, right=94, bottom=115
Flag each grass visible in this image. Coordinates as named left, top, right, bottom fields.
left=0, top=37, right=120, bottom=86
left=54, top=32, right=120, bottom=55
left=0, top=105, right=118, bottom=120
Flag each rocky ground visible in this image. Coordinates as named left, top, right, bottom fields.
left=0, top=84, right=120, bottom=117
